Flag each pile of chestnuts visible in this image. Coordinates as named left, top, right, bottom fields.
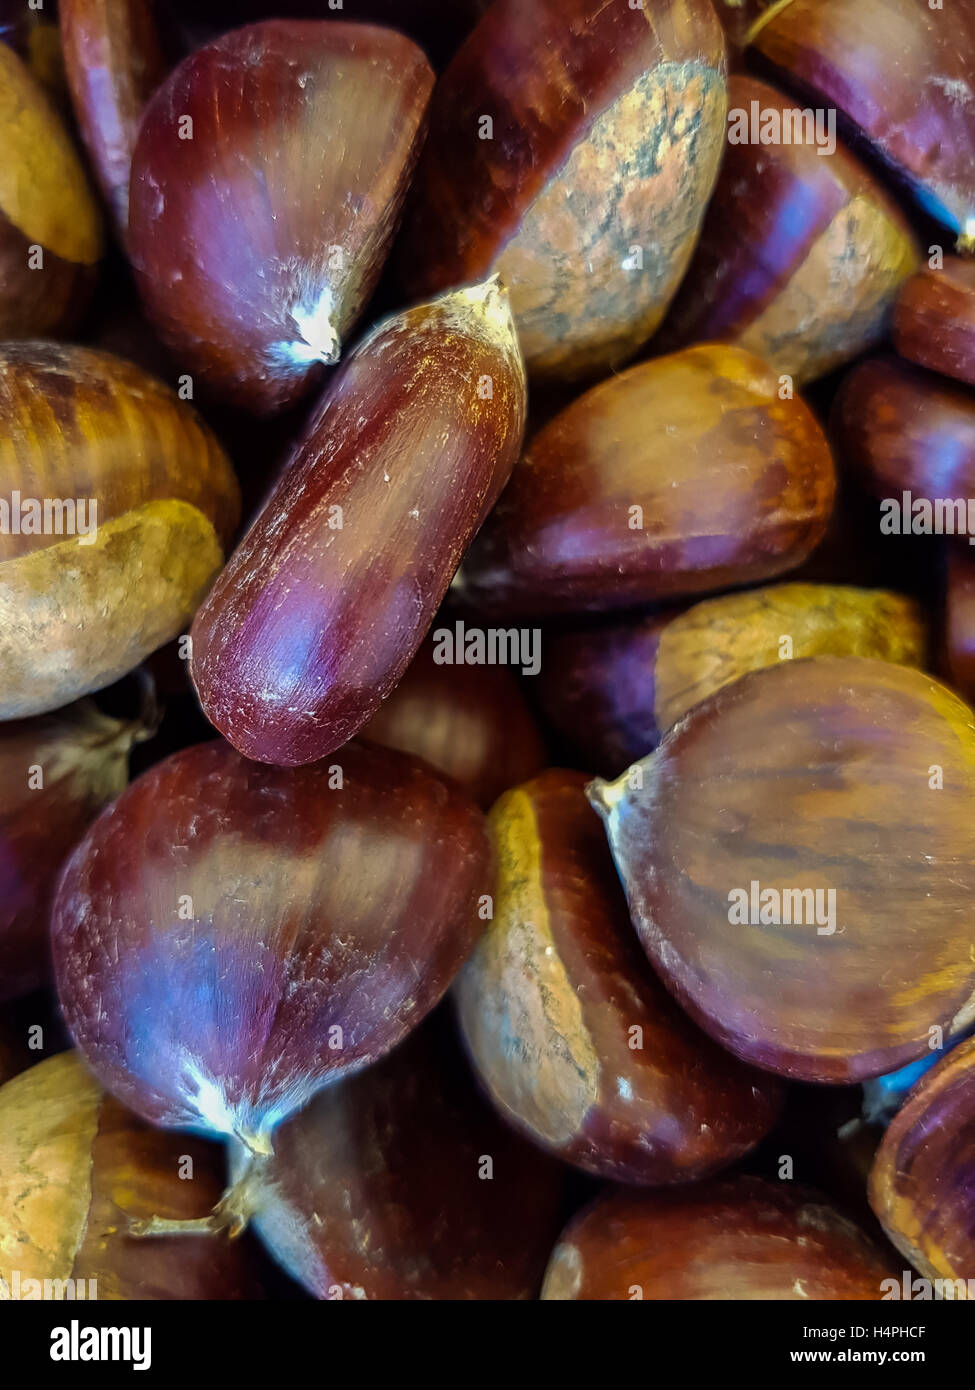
left=0, top=0, right=973, bottom=1307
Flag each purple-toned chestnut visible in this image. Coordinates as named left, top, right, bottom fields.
left=128, top=20, right=434, bottom=414
left=541, top=1177, right=897, bottom=1300
left=590, top=657, right=975, bottom=1084
left=454, top=770, right=783, bottom=1184
left=894, top=256, right=975, bottom=389
left=191, top=279, right=527, bottom=766
left=461, top=344, right=836, bottom=615
left=222, top=1017, right=568, bottom=1298
left=397, top=0, right=728, bottom=383
left=869, top=1034, right=975, bottom=1291
left=52, top=738, right=490, bottom=1164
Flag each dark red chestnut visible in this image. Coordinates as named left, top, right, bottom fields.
left=461, top=344, right=836, bottom=615
left=658, top=74, right=919, bottom=383
left=894, top=256, right=975, bottom=388
left=397, top=0, right=728, bottom=383
left=541, top=1177, right=897, bottom=1299
left=590, top=657, right=975, bottom=1083
left=128, top=20, right=434, bottom=414
left=191, top=279, right=527, bottom=766
left=454, top=770, right=783, bottom=1183
left=52, top=738, right=490, bottom=1161
left=222, top=1017, right=568, bottom=1298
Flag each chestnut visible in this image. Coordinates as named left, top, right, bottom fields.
left=894, top=256, right=975, bottom=389
left=0, top=45, right=103, bottom=338
left=749, top=0, right=975, bottom=238
left=128, top=20, right=434, bottom=414
left=461, top=344, right=836, bottom=615
left=223, top=1016, right=568, bottom=1299
left=537, top=583, right=927, bottom=774
left=191, top=279, right=527, bottom=767
left=0, top=343, right=240, bottom=719
left=52, top=738, right=490, bottom=1161
left=541, top=1176, right=897, bottom=1299
left=397, top=0, right=728, bottom=383
left=868, top=1034, right=975, bottom=1290
left=358, top=636, right=546, bottom=810
left=455, top=770, right=783, bottom=1184
left=946, top=547, right=975, bottom=706
left=590, top=657, right=975, bottom=1083
left=657, top=74, right=920, bottom=383
left=0, top=693, right=155, bottom=1001
left=0, top=1052, right=264, bottom=1299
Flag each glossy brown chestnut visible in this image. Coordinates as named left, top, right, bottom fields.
left=832, top=357, right=975, bottom=511
left=461, top=344, right=836, bottom=615
left=537, top=584, right=927, bottom=774
left=0, top=1053, right=263, bottom=1300
left=0, top=46, right=103, bottom=337
left=658, top=75, right=919, bottom=383
left=894, top=256, right=975, bottom=388
left=60, top=0, right=168, bottom=238
left=225, top=1017, right=567, bottom=1299
left=0, top=343, right=240, bottom=719
left=749, top=0, right=975, bottom=238
left=869, top=1035, right=975, bottom=1291
left=397, top=0, right=728, bottom=383
left=541, top=1177, right=897, bottom=1299
left=591, top=657, right=975, bottom=1083
left=52, top=738, right=490, bottom=1156
left=946, top=548, right=975, bottom=705
left=129, top=20, right=434, bottom=414
left=455, top=771, right=783, bottom=1184
left=0, top=695, right=154, bottom=1001
left=191, top=279, right=527, bottom=766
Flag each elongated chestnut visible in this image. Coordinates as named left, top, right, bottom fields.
left=0, top=694, right=155, bottom=1001
left=0, top=46, right=103, bottom=337
left=60, top=0, right=168, bottom=239
left=749, top=0, right=975, bottom=238
left=894, top=256, right=975, bottom=388
left=191, top=279, right=527, bottom=766
left=658, top=75, right=919, bottom=382
left=541, top=1177, right=897, bottom=1299
left=397, top=0, right=727, bottom=383
left=52, top=738, right=490, bottom=1158
left=461, top=344, right=836, bottom=615
left=455, top=771, right=783, bottom=1183
left=0, top=1052, right=263, bottom=1299
left=538, top=584, right=926, bottom=774
left=224, top=1017, right=567, bottom=1299
left=869, top=1035, right=975, bottom=1290
left=129, top=20, right=434, bottom=414
left=591, top=657, right=975, bottom=1083
left=0, top=343, right=240, bottom=719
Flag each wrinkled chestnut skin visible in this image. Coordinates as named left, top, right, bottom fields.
left=129, top=21, right=434, bottom=414
left=398, top=0, right=727, bottom=383
left=869, top=1035, right=975, bottom=1290
left=0, top=46, right=103, bottom=338
left=0, top=343, right=239, bottom=719
left=591, top=657, right=975, bottom=1084
left=537, top=584, right=926, bottom=775
left=191, top=281, right=527, bottom=766
left=52, top=739, right=490, bottom=1149
left=455, top=771, right=783, bottom=1184
left=658, top=75, right=919, bottom=383
left=462, top=345, right=835, bottom=615
left=832, top=357, right=975, bottom=506
left=750, top=0, right=975, bottom=235
left=359, top=638, right=545, bottom=810
left=0, top=1053, right=264, bottom=1300
left=0, top=698, right=151, bottom=1001
left=542, top=1177, right=897, bottom=1300
left=60, top=0, right=168, bottom=238
left=894, top=257, right=975, bottom=389
left=946, top=549, right=975, bottom=705
left=229, top=1017, right=568, bottom=1300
